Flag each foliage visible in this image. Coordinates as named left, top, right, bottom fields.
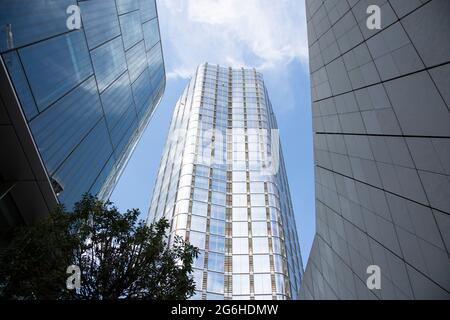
left=0, top=194, right=198, bottom=300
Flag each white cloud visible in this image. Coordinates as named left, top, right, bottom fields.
left=158, top=0, right=308, bottom=79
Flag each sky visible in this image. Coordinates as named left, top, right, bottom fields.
left=111, top=0, right=315, bottom=263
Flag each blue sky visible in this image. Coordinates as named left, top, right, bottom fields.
left=111, top=0, right=315, bottom=263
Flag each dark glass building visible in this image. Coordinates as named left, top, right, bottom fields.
left=0, top=0, right=165, bottom=237
left=300, top=0, right=450, bottom=299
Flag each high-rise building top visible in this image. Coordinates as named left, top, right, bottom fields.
left=0, top=0, right=165, bottom=237
left=300, top=0, right=450, bottom=299
left=148, top=63, right=303, bottom=300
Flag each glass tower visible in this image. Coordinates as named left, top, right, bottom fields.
left=0, top=0, right=165, bottom=222
left=147, top=63, right=303, bottom=300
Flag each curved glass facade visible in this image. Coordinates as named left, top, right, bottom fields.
left=148, top=63, right=303, bottom=300
left=0, top=0, right=165, bottom=209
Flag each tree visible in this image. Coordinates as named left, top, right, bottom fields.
left=0, top=194, right=198, bottom=300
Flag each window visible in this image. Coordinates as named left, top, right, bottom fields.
left=191, top=215, right=207, bottom=232
left=178, top=187, right=191, bottom=200
left=208, top=252, right=225, bottom=272
left=250, top=182, right=265, bottom=193
left=191, top=201, right=207, bottom=216
left=251, top=194, right=265, bottom=206
left=173, top=214, right=187, bottom=230
left=232, top=182, right=247, bottom=193
left=193, top=269, right=204, bottom=291
left=232, top=171, right=247, bottom=182
left=232, top=255, right=249, bottom=273
left=269, top=207, right=279, bottom=222
left=195, top=165, right=210, bottom=177
left=211, top=205, right=226, bottom=220
left=211, top=179, right=226, bottom=192
left=175, top=200, right=190, bottom=214
left=209, top=235, right=225, bottom=253
left=274, top=254, right=284, bottom=273
left=210, top=219, right=225, bottom=236
left=232, top=208, right=248, bottom=221
left=194, top=250, right=205, bottom=269
left=211, top=192, right=226, bottom=206
left=233, top=275, right=250, bottom=295
left=207, top=272, right=224, bottom=294
left=189, top=231, right=205, bottom=250
left=195, top=176, right=209, bottom=189
left=193, top=188, right=208, bottom=202
left=251, top=207, right=266, bottom=221
left=268, top=194, right=279, bottom=207
left=252, top=221, right=268, bottom=236
left=252, top=237, right=269, bottom=254
left=232, top=238, right=248, bottom=254
left=254, top=274, right=272, bottom=294
left=275, top=274, right=286, bottom=294
left=233, top=194, right=247, bottom=207
left=232, top=222, right=248, bottom=237
left=253, top=255, right=270, bottom=273
left=272, top=237, right=282, bottom=254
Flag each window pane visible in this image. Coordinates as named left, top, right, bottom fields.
left=251, top=194, right=266, bottom=206
left=209, top=235, right=225, bottom=253
left=250, top=182, right=265, bottom=193
left=232, top=208, right=248, bottom=221
left=189, top=231, right=205, bottom=250
left=251, top=207, right=266, bottom=221
left=232, top=222, right=248, bottom=237
left=232, top=182, right=247, bottom=193
left=207, top=272, right=224, bottom=294
left=191, top=215, right=207, bottom=232
left=253, top=255, right=270, bottom=273
left=192, top=201, right=207, bottom=216
left=253, top=237, right=269, bottom=254
left=211, top=205, right=226, bottom=220
left=210, top=219, right=225, bottom=236
left=254, top=274, right=272, bottom=294
left=232, top=255, right=249, bottom=273
left=233, top=275, right=250, bottom=295
left=252, top=221, right=268, bottom=236
left=232, top=238, right=249, bottom=254
left=208, top=252, right=225, bottom=272
left=233, top=194, right=247, bottom=207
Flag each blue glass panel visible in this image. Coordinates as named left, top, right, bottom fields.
left=113, top=112, right=137, bottom=160
left=80, top=0, right=120, bottom=49
left=147, top=44, right=165, bottom=90
left=138, top=0, right=157, bottom=22
left=89, top=154, right=115, bottom=196
left=131, top=67, right=153, bottom=118
left=29, top=76, right=103, bottom=175
left=2, top=52, right=38, bottom=119
left=142, top=18, right=160, bottom=51
left=18, top=30, right=93, bottom=110
left=119, top=11, right=143, bottom=50
left=116, top=0, right=139, bottom=14
left=54, top=119, right=113, bottom=209
left=126, top=40, right=147, bottom=83
left=0, top=0, right=75, bottom=52
left=110, top=103, right=137, bottom=151
left=90, top=37, right=127, bottom=93
left=100, top=72, right=135, bottom=131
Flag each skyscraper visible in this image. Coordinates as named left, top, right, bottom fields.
left=300, top=0, right=450, bottom=299
left=0, top=0, right=165, bottom=237
left=147, top=63, right=303, bottom=300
